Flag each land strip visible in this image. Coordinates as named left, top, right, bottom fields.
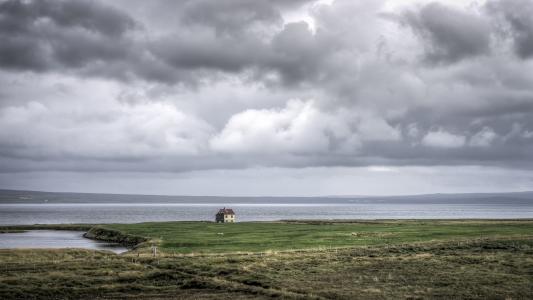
left=1, top=220, right=532, bottom=299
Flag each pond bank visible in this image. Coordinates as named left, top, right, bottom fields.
left=83, top=226, right=149, bottom=248
left=0, top=224, right=150, bottom=253
left=0, top=230, right=129, bottom=254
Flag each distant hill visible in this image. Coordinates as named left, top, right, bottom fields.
left=327, top=191, right=533, bottom=201
left=0, top=189, right=532, bottom=205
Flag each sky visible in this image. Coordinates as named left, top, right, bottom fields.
left=0, top=0, right=533, bottom=196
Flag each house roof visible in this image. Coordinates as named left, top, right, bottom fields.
left=217, top=208, right=235, bottom=215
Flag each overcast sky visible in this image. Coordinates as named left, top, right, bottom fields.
left=0, top=0, right=533, bottom=196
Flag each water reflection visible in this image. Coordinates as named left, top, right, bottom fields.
left=0, top=230, right=128, bottom=254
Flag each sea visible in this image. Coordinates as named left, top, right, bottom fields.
left=1, top=189, right=532, bottom=225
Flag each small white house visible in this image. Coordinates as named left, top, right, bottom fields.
left=216, top=208, right=235, bottom=223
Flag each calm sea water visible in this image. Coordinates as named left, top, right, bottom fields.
left=1, top=202, right=532, bottom=225
left=0, top=230, right=128, bottom=253
left=0, top=190, right=532, bottom=225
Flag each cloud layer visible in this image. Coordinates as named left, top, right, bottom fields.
left=0, top=0, right=533, bottom=182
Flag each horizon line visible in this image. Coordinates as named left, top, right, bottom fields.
left=1, top=188, right=532, bottom=199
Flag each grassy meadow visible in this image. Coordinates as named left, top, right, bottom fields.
left=103, top=220, right=533, bottom=254
left=1, top=220, right=533, bottom=299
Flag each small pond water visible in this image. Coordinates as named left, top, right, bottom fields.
left=0, top=230, right=128, bottom=254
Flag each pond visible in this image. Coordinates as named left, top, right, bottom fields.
left=0, top=230, right=128, bottom=254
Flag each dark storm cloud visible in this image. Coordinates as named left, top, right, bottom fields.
left=154, top=0, right=312, bottom=30
left=151, top=32, right=266, bottom=73
left=180, top=0, right=282, bottom=34
left=0, top=0, right=528, bottom=87
left=270, top=22, right=333, bottom=85
left=149, top=21, right=334, bottom=86
left=0, top=0, right=136, bottom=72
left=0, top=0, right=331, bottom=86
left=0, top=0, right=134, bottom=36
left=0, top=35, right=49, bottom=70
left=401, top=2, right=491, bottom=64
left=487, top=0, right=533, bottom=59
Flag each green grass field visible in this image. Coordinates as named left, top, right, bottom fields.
left=102, top=220, right=533, bottom=253
left=1, top=220, right=533, bottom=299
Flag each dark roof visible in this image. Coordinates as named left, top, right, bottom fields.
left=217, top=208, right=235, bottom=215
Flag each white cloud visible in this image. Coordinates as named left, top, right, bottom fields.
left=0, top=99, right=214, bottom=159
left=210, top=99, right=400, bottom=155
left=367, top=166, right=398, bottom=172
left=422, top=128, right=466, bottom=148
left=210, top=99, right=349, bottom=154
